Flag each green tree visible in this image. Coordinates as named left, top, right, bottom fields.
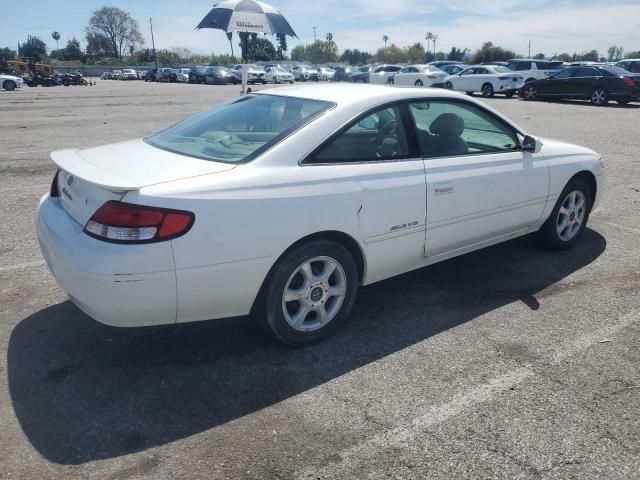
left=533, top=52, right=545, bottom=59
left=625, top=50, right=640, bottom=59
left=51, top=31, right=61, bottom=49
left=382, top=35, right=389, bottom=48
left=155, top=49, right=180, bottom=67
left=276, top=34, right=288, bottom=61
left=447, top=46, right=467, bottom=61
left=374, top=44, right=408, bottom=64
left=607, top=45, right=624, bottom=62
left=406, top=42, right=426, bottom=64
left=64, top=38, right=83, bottom=61
left=0, top=47, right=17, bottom=72
left=471, top=42, right=516, bottom=63
left=85, top=31, right=113, bottom=59
left=556, top=53, right=571, bottom=62
left=86, top=6, right=144, bottom=59
left=18, top=35, right=47, bottom=61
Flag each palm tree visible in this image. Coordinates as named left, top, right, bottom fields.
left=382, top=35, right=389, bottom=48
left=326, top=32, right=333, bottom=43
left=425, top=32, right=433, bottom=54
left=51, top=31, right=61, bottom=50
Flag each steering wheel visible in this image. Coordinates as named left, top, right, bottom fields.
left=375, top=120, right=399, bottom=158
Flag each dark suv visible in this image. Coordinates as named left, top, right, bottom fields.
left=189, top=66, right=208, bottom=84
left=144, top=67, right=159, bottom=82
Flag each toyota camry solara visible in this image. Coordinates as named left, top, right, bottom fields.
left=37, top=84, right=606, bottom=345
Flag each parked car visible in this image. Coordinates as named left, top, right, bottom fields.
left=120, top=69, right=138, bottom=80
left=1, top=74, right=22, bottom=91
left=37, top=84, right=605, bottom=345
left=144, top=68, right=159, bottom=82
left=520, top=65, right=640, bottom=105
left=614, top=59, right=640, bottom=74
left=265, top=66, right=294, bottom=84
left=112, top=70, right=122, bottom=80
left=369, top=65, right=403, bottom=85
left=188, top=66, right=207, bottom=84
left=319, top=67, right=335, bottom=81
left=100, top=72, right=113, bottom=80
left=445, top=65, right=524, bottom=97
left=349, top=66, right=371, bottom=83
left=332, top=66, right=358, bottom=82
left=158, top=68, right=178, bottom=83
left=438, top=64, right=466, bottom=75
left=428, top=61, right=464, bottom=68
left=506, top=59, right=566, bottom=83
left=232, top=64, right=267, bottom=84
left=177, top=68, right=191, bottom=82
left=137, top=70, right=146, bottom=80
left=204, top=66, right=238, bottom=85
left=393, top=65, right=448, bottom=87
left=292, top=65, right=319, bottom=82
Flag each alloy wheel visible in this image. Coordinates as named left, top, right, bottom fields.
left=281, top=256, right=347, bottom=332
left=524, top=86, right=537, bottom=100
left=556, top=190, right=586, bottom=242
left=591, top=88, right=607, bottom=105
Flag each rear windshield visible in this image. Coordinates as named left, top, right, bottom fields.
left=146, top=95, right=333, bottom=164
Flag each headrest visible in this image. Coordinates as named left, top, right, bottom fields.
left=430, top=113, right=464, bottom=136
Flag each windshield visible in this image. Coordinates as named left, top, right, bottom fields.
left=146, top=95, right=333, bottom=164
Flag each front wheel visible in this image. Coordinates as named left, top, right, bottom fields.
left=522, top=85, right=538, bottom=101
left=481, top=83, right=495, bottom=97
left=537, top=179, right=592, bottom=250
left=415, top=79, right=424, bottom=87
left=261, top=240, right=358, bottom=346
left=591, top=88, right=609, bottom=105
left=445, top=81, right=453, bottom=90
left=3, top=80, right=16, bottom=91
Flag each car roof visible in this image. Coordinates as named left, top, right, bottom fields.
left=255, top=83, right=471, bottom=106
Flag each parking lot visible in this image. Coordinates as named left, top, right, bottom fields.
left=1, top=81, right=639, bottom=479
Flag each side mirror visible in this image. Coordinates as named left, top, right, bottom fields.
left=521, top=135, right=541, bottom=153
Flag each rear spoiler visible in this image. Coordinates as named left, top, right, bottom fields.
left=51, top=149, right=139, bottom=191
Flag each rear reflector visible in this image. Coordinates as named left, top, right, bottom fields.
left=50, top=170, right=60, bottom=197
left=84, top=201, right=194, bottom=244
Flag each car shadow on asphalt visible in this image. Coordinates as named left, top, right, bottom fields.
left=8, top=229, right=606, bottom=464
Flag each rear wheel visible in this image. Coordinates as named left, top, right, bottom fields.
left=590, top=87, right=609, bottom=105
left=504, top=91, right=515, bottom=98
left=415, top=79, right=424, bottom=87
left=261, top=240, right=358, bottom=346
left=445, top=81, right=453, bottom=90
left=466, top=91, right=474, bottom=96
left=616, top=96, right=630, bottom=105
left=537, top=179, right=592, bottom=250
left=3, top=80, right=16, bottom=91
left=481, top=83, right=495, bottom=97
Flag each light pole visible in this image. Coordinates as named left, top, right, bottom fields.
left=432, top=34, right=439, bottom=56
left=150, top=18, right=158, bottom=68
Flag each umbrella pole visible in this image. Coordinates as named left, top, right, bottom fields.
left=241, top=32, right=248, bottom=95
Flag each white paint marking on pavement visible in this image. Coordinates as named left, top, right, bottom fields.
left=0, top=260, right=45, bottom=273
left=604, top=221, right=640, bottom=235
left=295, top=310, right=640, bottom=479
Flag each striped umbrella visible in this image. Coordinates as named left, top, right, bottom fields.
left=196, top=0, right=297, bottom=37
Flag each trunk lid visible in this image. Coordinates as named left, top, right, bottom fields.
left=51, top=138, right=236, bottom=225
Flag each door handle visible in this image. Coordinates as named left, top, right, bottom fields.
left=435, top=182, right=454, bottom=195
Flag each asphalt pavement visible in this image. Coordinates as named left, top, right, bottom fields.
left=1, top=81, right=639, bottom=479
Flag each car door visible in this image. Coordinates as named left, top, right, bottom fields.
left=455, top=68, right=477, bottom=91
left=472, top=67, right=491, bottom=91
left=303, top=103, right=428, bottom=283
left=567, top=67, right=601, bottom=97
left=539, top=68, right=573, bottom=96
left=408, top=99, right=549, bottom=259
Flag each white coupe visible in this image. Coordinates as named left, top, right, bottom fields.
left=37, top=84, right=605, bottom=345
left=445, top=65, right=524, bottom=97
left=393, top=65, right=448, bottom=87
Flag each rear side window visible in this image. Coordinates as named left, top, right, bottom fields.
left=509, top=61, right=532, bottom=71
left=573, top=68, right=600, bottom=77
left=146, top=95, right=332, bottom=163
left=409, top=101, right=518, bottom=158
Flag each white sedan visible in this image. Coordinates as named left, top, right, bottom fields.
left=265, top=66, right=294, bottom=84
left=369, top=64, right=403, bottom=84
left=393, top=65, right=448, bottom=87
left=1, top=74, right=23, bottom=91
left=445, top=65, right=524, bottom=97
left=37, top=84, right=605, bottom=345
left=319, top=67, right=335, bottom=81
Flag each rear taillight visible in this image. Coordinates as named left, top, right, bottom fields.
left=50, top=170, right=60, bottom=197
left=623, top=76, right=636, bottom=87
left=84, top=201, right=194, bottom=244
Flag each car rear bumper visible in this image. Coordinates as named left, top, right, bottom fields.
left=36, top=195, right=178, bottom=327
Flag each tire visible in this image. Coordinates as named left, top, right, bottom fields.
left=290, top=80, right=294, bottom=84
left=3, top=80, right=16, bottom=91
left=466, top=91, right=474, bottom=96
left=522, top=85, right=538, bottom=101
left=616, top=97, right=631, bottom=105
left=537, top=179, right=592, bottom=250
left=445, top=81, right=453, bottom=90
left=481, top=83, right=495, bottom=97
left=590, top=87, right=609, bottom=106
left=526, top=77, right=536, bottom=84
left=260, top=240, right=358, bottom=346
left=414, top=79, right=424, bottom=87
left=504, top=91, right=515, bottom=98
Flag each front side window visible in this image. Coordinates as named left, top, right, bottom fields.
left=460, top=68, right=475, bottom=76
left=573, top=67, right=600, bottom=77
left=552, top=69, right=572, bottom=79
left=309, top=106, right=411, bottom=163
left=409, top=101, right=518, bottom=158
left=146, top=95, right=332, bottom=164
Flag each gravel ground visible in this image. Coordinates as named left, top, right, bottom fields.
left=1, top=81, right=639, bottom=480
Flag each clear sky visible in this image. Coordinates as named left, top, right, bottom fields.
left=2, top=0, right=639, bottom=58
